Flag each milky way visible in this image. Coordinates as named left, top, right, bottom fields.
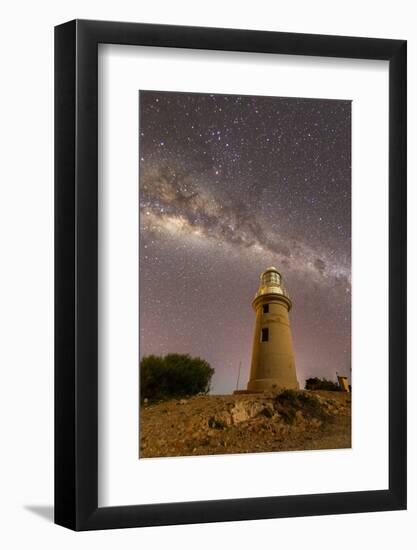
left=139, top=91, right=351, bottom=393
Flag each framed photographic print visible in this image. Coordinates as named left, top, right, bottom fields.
left=55, top=20, right=406, bottom=530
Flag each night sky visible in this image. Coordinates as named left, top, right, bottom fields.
left=139, top=91, right=351, bottom=394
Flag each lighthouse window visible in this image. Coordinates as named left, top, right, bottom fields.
left=263, top=304, right=269, bottom=314
left=261, top=328, right=269, bottom=342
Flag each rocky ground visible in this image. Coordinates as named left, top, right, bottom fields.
left=139, top=389, right=351, bottom=458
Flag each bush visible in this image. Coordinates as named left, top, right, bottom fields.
left=140, top=353, right=214, bottom=402
left=208, top=416, right=226, bottom=429
left=304, top=377, right=341, bottom=392
left=274, top=389, right=327, bottom=423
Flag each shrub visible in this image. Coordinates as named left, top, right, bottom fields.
left=208, top=416, right=226, bottom=429
left=304, top=377, right=341, bottom=392
left=140, top=353, right=214, bottom=402
left=274, top=389, right=328, bottom=423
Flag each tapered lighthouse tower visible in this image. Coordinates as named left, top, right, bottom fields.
left=247, top=267, right=299, bottom=392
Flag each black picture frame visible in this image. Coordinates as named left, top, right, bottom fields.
left=55, top=19, right=407, bottom=531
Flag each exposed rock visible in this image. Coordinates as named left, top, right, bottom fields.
left=230, top=400, right=267, bottom=424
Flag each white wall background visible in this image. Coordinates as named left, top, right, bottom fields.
left=0, top=1, right=415, bottom=548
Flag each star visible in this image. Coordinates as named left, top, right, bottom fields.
left=139, top=91, right=351, bottom=393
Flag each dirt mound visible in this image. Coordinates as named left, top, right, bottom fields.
left=139, top=390, right=351, bottom=458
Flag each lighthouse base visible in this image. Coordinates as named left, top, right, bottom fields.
left=247, top=378, right=300, bottom=392
left=233, top=389, right=264, bottom=395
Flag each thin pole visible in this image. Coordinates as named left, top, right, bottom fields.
left=236, top=361, right=242, bottom=391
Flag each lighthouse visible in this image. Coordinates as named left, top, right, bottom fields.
left=247, top=267, right=299, bottom=392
